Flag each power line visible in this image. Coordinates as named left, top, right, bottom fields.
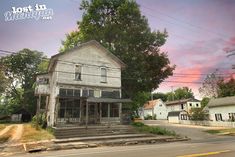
left=141, top=5, right=229, bottom=40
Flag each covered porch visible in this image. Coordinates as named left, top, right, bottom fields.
left=55, top=97, right=131, bottom=127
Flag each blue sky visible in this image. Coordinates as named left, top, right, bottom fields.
left=1, top=0, right=235, bottom=98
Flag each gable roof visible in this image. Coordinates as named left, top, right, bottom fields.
left=208, top=96, right=235, bottom=108
left=143, top=99, right=162, bottom=109
left=165, top=98, right=200, bottom=106
left=48, top=40, right=126, bottom=71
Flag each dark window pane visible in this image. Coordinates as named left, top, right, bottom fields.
left=89, top=90, right=94, bottom=97
left=101, top=103, right=108, bottom=117
left=67, top=89, right=73, bottom=96
left=82, top=89, right=88, bottom=97
left=59, top=88, right=66, bottom=96
left=113, top=91, right=120, bottom=98
left=74, top=90, right=80, bottom=97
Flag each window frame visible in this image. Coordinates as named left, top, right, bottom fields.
left=75, top=64, right=82, bottom=81
left=100, top=67, right=107, bottom=83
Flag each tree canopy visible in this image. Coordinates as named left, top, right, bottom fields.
left=60, top=0, right=175, bottom=97
left=166, top=87, right=194, bottom=101
left=217, top=77, right=235, bottom=97
left=0, top=49, right=47, bottom=114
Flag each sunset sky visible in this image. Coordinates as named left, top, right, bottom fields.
left=0, top=0, right=235, bottom=99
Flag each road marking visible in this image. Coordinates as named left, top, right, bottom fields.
left=177, top=150, right=231, bottom=157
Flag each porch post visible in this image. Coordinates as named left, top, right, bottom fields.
left=99, top=103, right=102, bottom=124
left=119, top=103, right=122, bottom=124
left=79, top=99, right=82, bottom=123
left=85, top=100, right=88, bottom=129
left=37, top=94, right=41, bottom=114
left=108, top=103, right=110, bottom=128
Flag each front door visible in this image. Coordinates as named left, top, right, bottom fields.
left=82, top=102, right=99, bottom=124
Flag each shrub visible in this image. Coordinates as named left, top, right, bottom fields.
left=132, top=122, right=145, bottom=127
left=144, top=114, right=152, bottom=120
left=31, top=113, right=47, bottom=130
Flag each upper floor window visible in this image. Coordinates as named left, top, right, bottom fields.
left=189, top=103, right=192, bottom=107
left=181, top=104, right=184, bottom=110
left=101, top=67, right=107, bottom=83
left=196, top=103, right=199, bottom=107
left=75, top=65, right=82, bottom=81
left=37, top=77, right=49, bottom=84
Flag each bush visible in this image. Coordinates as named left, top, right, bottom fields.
left=144, top=114, right=156, bottom=120
left=132, top=122, right=176, bottom=136
left=31, top=113, right=47, bottom=130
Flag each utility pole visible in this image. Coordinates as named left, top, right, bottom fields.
left=151, top=88, right=154, bottom=120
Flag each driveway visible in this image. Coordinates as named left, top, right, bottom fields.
left=143, top=120, right=231, bottom=142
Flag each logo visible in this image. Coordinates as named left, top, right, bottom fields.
left=4, top=4, right=54, bottom=21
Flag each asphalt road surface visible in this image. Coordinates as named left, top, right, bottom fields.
left=10, top=121, right=235, bottom=157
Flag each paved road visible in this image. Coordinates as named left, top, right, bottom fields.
left=9, top=121, right=235, bottom=157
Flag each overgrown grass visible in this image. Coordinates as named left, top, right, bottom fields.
left=21, top=124, right=54, bottom=142
left=0, top=126, right=15, bottom=144
left=205, top=128, right=235, bottom=135
left=132, top=122, right=177, bottom=136
left=0, top=124, right=6, bottom=132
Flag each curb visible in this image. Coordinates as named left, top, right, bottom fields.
left=0, top=136, right=189, bottom=155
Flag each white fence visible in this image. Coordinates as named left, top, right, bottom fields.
left=180, top=120, right=235, bottom=128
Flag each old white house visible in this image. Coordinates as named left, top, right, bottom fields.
left=142, top=99, right=168, bottom=120
left=35, top=40, right=130, bottom=127
left=208, top=96, right=235, bottom=122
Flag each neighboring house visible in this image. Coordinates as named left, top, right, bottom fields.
left=208, top=96, right=235, bottom=122
left=165, top=98, right=201, bottom=113
left=35, top=40, right=131, bottom=127
left=11, top=108, right=31, bottom=122
left=142, top=99, right=168, bottom=120
left=166, top=98, right=201, bottom=123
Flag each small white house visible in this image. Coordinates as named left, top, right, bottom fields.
left=142, top=99, right=168, bottom=120
left=165, top=98, right=201, bottom=113
left=208, top=96, right=235, bottom=122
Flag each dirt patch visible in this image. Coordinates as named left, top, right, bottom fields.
left=0, top=126, right=15, bottom=144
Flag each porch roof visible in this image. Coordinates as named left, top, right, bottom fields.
left=87, top=97, right=132, bottom=103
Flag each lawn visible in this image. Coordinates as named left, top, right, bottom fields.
left=205, top=128, right=235, bottom=135
left=21, top=124, right=55, bottom=142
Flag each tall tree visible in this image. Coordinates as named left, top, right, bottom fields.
left=217, top=77, right=235, bottom=97
left=153, top=92, right=168, bottom=102
left=166, top=87, right=194, bottom=101
left=0, top=67, right=8, bottom=95
left=0, top=49, right=47, bottom=114
left=60, top=0, right=175, bottom=97
left=201, top=97, right=210, bottom=108
left=199, top=71, right=223, bottom=98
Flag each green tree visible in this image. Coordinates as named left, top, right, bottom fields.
left=60, top=0, right=175, bottom=98
left=0, top=68, right=8, bottom=95
left=153, top=92, right=167, bottom=102
left=190, top=108, right=208, bottom=121
left=131, top=91, right=150, bottom=116
left=201, top=97, right=210, bottom=108
left=0, top=49, right=46, bottom=114
left=166, top=87, right=194, bottom=101
left=217, top=78, right=235, bottom=97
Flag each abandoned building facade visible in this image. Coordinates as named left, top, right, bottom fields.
left=35, top=40, right=130, bottom=127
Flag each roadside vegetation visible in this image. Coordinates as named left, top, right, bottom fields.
left=132, top=122, right=177, bottom=136
left=21, top=124, right=54, bottom=143
left=0, top=124, right=6, bottom=132
left=0, top=126, right=15, bottom=143
left=205, top=128, right=235, bottom=136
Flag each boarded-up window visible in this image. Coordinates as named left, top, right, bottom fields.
left=101, top=68, right=107, bottom=83
left=75, top=65, right=82, bottom=81
left=94, top=90, right=100, bottom=98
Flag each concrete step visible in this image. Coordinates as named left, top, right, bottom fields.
left=53, top=134, right=154, bottom=143
left=54, top=125, right=137, bottom=139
